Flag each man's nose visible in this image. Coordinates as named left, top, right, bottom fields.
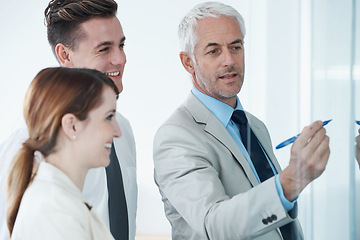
left=111, top=48, right=127, bottom=66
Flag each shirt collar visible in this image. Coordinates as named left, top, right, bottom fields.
left=191, top=87, right=244, bottom=127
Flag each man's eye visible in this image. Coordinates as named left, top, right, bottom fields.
left=99, top=47, right=110, bottom=52
left=208, top=49, right=218, bottom=54
left=228, top=45, right=243, bottom=53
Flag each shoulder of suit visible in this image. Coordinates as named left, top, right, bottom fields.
left=114, top=111, right=136, bottom=148
left=245, top=111, right=266, bottom=128
left=115, top=111, right=128, bottom=122
left=115, top=111, right=132, bottom=129
left=161, top=103, right=196, bottom=127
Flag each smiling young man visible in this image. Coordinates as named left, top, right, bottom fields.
left=0, top=1, right=137, bottom=240
left=54, top=16, right=126, bottom=93
left=153, top=2, right=330, bottom=240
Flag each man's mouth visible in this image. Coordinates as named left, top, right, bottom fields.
left=219, top=73, right=238, bottom=79
left=105, top=71, right=120, bottom=77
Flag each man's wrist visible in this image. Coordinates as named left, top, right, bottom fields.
left=275, top=174, right=296, bottom=211
left=278, top=169, right=304, bottom=202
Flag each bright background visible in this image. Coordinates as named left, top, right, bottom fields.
left=0, top=0, right=359, bottom=239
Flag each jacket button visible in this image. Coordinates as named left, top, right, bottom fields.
left=262, top=218, right=268, bottom=225
left=267, top=217, right=273, bottom=223
left=271, top=214, right=277, bottom=221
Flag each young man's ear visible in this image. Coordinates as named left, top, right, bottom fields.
left=180, top=51, right=195, bottom=75
left=61, top=114, right=81, bottom=140
left=55, top=43, right=73, bottom=67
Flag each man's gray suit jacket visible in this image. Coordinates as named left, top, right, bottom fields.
left=153, top=92, right=303, bottom=240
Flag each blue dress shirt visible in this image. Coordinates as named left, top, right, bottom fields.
left=191, top=87, right=295, bottom=211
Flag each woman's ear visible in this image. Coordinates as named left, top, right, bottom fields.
left=61, top=114, right=80, bottom=140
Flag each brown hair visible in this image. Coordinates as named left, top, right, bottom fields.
left=44, top=0, right=118, bottom=56
left=6, top=67, right=119, bottom=235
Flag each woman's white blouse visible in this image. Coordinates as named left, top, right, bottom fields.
left=11, top=161, right=115, bottom=240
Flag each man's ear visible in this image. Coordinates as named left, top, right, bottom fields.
left=180, top=51, right=195, bottom=75
left=61, top=113, right=81, bottom=140
left=55, top=43, right=73, bottom=67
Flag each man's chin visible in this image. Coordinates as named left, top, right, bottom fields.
left=115, top=83, right=123, bottom=93
left=219, top=88, right=241, bottom=99
left=109, top=77, right=123, bottom=93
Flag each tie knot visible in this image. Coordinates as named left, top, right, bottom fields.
left=231, top=110, right=248, bottom=124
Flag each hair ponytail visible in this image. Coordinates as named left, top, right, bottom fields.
left=6, top=141, right=36, bottom=236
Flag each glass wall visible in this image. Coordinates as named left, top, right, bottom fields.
left=249, top=0, right=360, bottom=239
left=301, top=0, right=359, bottom=239
left=353, top=1, right=360, bottom=240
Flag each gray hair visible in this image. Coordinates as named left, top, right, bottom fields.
left=178, top=1, right=246, bottom=58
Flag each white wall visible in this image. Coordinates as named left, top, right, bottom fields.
left=0, top=1, right=58, bottom=142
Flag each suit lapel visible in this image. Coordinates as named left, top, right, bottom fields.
left=185, top=93, right=259, bottom=187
